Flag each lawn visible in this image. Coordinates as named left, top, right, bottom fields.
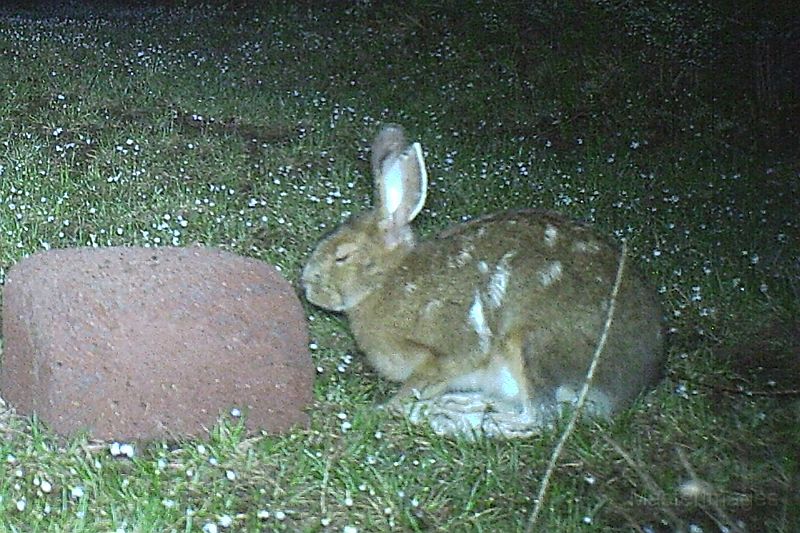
left=0, top=1, right=798, bottom=531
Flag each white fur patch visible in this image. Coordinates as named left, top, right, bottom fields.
left=572, top=240, right=601, bottom=254
left=487, top=252, right=514, bottom=309
left=423, top=299, right=443, bottom=316
left=448, top=243, right=475, bottom=269
left=544, top=224, right=558, bottom=247
left=538, top=261, right=563, bottom=286
left=468, top=292, right=492, bottom=354
left=555, top=385, right=613, bottom=418
left=554, top=385, right=577, bottom=405
left=494, top=364, right=520, bottom=398
left=447, top=363, right=520, bottom=400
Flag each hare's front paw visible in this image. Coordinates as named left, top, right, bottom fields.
left=480, top=406, right=549, bottom=439
left=382, top=391, right=488, bottom=438
left=416, top=393, right=489, bottom=439
left=385, top=391, right=548, bottom=440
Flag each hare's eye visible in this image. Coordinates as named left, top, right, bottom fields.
left=334, top=243, right=358, bottom=264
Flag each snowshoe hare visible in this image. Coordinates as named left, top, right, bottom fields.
left=302, top=125, right=664, bottom=438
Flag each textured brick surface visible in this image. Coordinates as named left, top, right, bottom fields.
left=0, top=246, right=312, bottom=441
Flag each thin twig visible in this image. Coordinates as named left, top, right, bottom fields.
left=525, top=240, right=628, bottom=532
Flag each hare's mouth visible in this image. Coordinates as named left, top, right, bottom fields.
left=301, top=274, right=349, bottom=312
left=306, top=282, right=373, bottom=313
left=306, top=287, right=347, bottom=312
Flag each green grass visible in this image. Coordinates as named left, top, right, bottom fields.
left=1, top=0, right=798, bottom=531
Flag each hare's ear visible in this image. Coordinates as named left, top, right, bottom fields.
left=371, top=124, right=407, bottom=178
left=374, top=138, right=428, bottom=249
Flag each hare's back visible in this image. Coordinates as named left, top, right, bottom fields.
left=412, top=209, right=624, bottom=288
left=398, top=208, right=658, bottom=327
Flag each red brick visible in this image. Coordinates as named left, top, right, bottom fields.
left=0, top=246, right=312, bottom=441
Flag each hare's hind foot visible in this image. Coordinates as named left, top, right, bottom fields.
left=553, top=385, right=615, bottom=419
